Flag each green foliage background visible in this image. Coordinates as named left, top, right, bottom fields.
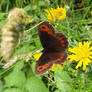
left=0, top=0, right=92, bottom=92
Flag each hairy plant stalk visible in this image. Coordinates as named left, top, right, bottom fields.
left=0, top=8, right=27, bottom=61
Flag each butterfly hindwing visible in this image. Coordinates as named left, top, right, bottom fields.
left=35, top=51, right=67, bottom=75
left=48, top=51, right=67, bottom=64
left=35, top=52, right=53, bottom=75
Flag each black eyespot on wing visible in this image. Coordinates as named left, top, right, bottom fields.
left=38, top=22, right=55, bottom=35
left=42, top=26, right=46, bottom=29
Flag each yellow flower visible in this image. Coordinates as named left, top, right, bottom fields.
left=25, top=18, right=32, bottom=23
left=44, top=6, right=66, bottom=22
left=44, top=8, right=56, bottom=22
left=68, top=41, right=92, bottom=70
left=51, top=64, right=63, bottom=71
left=55, top=6, right=66, bottom=20
left=33, top=53, right=63, bottom=71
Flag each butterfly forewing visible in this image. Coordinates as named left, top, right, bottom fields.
left=55, top=33, right=68, bottom=51
left=38, top=22, right=55, bottom=50
left=38, top=22, right=55, bottom=36
left=38, top=22, right=68, bottom=52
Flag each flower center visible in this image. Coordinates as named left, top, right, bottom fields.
left=57, top=11, right=63, bottom=16
left=79, top=48, right=89, bottom=60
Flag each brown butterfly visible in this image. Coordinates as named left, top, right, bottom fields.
left=35, top=22, right=68, bottom=75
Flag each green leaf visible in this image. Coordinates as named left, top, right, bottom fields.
left=4, top=62, right=26, bottom=88
left=25, top=76, right=49, bottom=92
left=31, top=61, right=36, bottom=75
left=31, top=5, right=37, bottom=10
left=0, top=80, right=3, bottom=92
left=3, top=88, right=26, bottom=92
left=4, top=71, right=26, bottom=88
left=13, top=61, right=24, bottom=71
left=14, top=45, right=31, bottom=56
left=34, top=38, right=41, bottom=49
left=24, top=4, right=31, bottom=11
left=38, top=1, right=45, bottom=6
left=54, top=70, right=74, bottom=92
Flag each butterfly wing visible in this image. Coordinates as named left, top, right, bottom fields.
left=54, top=33, right=68, bottom=51
left=38, top=22, right=68, bottom=52
left=38, top=22, right=55, bottom=36
left=48, top=51, right=67, bottom=64
left=35, top=52, right=53, bottom=75
left=36, top=22, right=68, bottom=75
left=35, top=51, right=67, bottom=75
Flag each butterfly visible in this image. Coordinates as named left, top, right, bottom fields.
left=35, top=22, right=68, bottom=75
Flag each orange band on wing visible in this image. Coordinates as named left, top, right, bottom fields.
left=37, top=62, right=51, bottom=72
left=54, top=52, right=65, bottom=63
left=39, top=24, right=54, bottom=35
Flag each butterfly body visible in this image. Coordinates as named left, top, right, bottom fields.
left=35, top=22, right=68, bottom=75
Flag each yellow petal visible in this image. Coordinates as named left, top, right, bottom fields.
left=78, top=42, right=82, bottom=47
left=54, top=7, right=66, bottom=20
left=89, top=56, right=92, bottom=59
left=50, top=64, right=56, bottom=71
left=89, top=51, right=92, bottom=55
left=85, top=58, right=91, bottom=63
left=33, top=53, right=42, bottom=60
left=44, top=9, right=49, bottom=13
left=57, top=65, right=63, bottom=70
left=56, top=5, right=59, bottom=9
left=89, top=46, right=92, bottom=51
left=68, top=48, right=78, bottom=54
left=75, top=60, right=82, bottom=69
left=25, top=18, right=32, bottom=23
left=46, top=9, right=56, bottom=22
left=68, top=55, right=79, bottom=62
left=83, top=61, right=86, bottom=70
